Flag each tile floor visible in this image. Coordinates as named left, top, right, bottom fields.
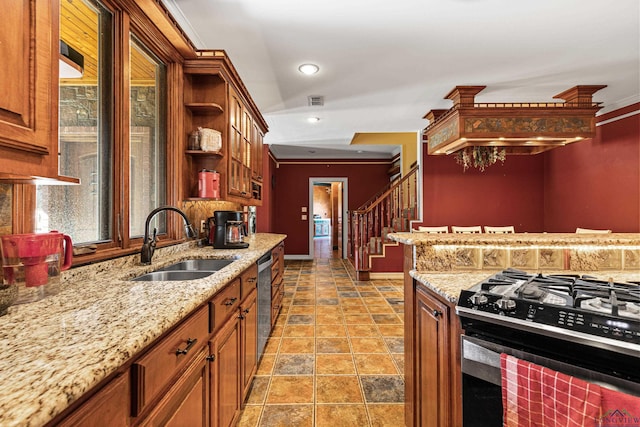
left=237, top=257, right=406, bottom=427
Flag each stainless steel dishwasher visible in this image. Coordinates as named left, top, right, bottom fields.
left=256, top=252, right=272, bottom=361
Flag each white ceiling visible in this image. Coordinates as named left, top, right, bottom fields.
left=164, top=0, right=640, bottom=159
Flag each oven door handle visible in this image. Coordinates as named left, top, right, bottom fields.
left=461, top=336, right=503, bottom=386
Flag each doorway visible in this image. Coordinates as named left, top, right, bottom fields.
left=308, top=177, right=348, bottom=259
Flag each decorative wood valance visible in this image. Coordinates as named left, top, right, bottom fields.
left=423, top=85, right=606, bottom=155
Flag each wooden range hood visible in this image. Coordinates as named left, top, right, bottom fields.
left=423, top=85, right=606, bottom=155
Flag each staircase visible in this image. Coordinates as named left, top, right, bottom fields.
left=349, top=165, right=419, bottom=280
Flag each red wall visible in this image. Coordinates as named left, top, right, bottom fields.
left=421, top=152, right=546, bottom=232
left=544, top=104, right=640, bottom=232
left=271, top=161, right=391, bottom=255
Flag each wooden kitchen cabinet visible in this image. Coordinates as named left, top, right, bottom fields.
left=50, top=257, right=270, bottom=427
left=140, top=347, right=209, bottom=427
left=56, top=371, right=131, bottom=427
left=240, top=287, right=258, bottom=401
left=0, top=0, right=76, bottom=182
left=182, top=52, right=267, bottom=206
left=131, top=305, right=210, bottom=418
left=209, top=311, right=241, bottom=427
left=271, top=242, right=285, bottom=327
left=404, top=246, right=462, bottom=427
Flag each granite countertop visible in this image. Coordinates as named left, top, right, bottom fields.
left=411, top=270, right=640, bottom=303
left=0, top=233, right=285, bottom=427
left=388, top=232, right=640, bottom=246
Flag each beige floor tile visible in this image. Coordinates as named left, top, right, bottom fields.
left=344, top=314, right=374, bottom=324
left=340, top=298, right=366, bottom=306
left=236, top=405, right=262, bottom=427
left=282, top=324, right=315, bottom=337
left=376, top=325, right=404, bottom=337
left=350, top=337, right=387, bottom=353
left=367, top=305, right=397, bottom=314
left=316, top=324, right=347, bottom=337
left=266, top=376, right=314, bottom=404
left=316, top=337, right=351, bottom=353
left=256, top=354, right=275, bottom=375
left=316, top=306, right=342, bottom=315
left=342, top=305, right=370, bottom=315
left=316, top=404, right=369, bottom=425
left=263, top=338, right=280, bottom=354
left=289, top=305, right=315, bottom=314
left=243, top=259, right=406, bottom=426
left=316, top=354, right=356, bottom=375
left=316, top=376, right=363, bottom=403
left=347, top=324, right=380, bottom=337
left=279, top=337, right=315, bottom=353
left=260, top=404, right=314, bottom=427
left=354, top=354, right=398, bottom=375
left=316, top=313, right=344, bottom=324
left=367, top=403, right=405, bottom=426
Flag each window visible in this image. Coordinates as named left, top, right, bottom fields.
left=36, top=0, right=170, bottom=260
left=37, top=0, right=113, bottom=243
left=129, top=35, right=167, bottom=238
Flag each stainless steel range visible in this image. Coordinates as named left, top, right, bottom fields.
left=455, top=268, right=640, bottom=426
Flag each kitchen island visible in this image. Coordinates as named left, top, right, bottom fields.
left=0, top=233, right=285, bottom=427
left=388, top=232, right=640, bottom=427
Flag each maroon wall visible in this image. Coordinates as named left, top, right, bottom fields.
left=421, top=152, right=546, bottom=232
left=544, top=104, right=640, bottom=232
left=272, top=161, right=391, bottom=255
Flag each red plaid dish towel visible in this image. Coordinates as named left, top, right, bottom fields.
left=501, top=353, right=602, bottom=426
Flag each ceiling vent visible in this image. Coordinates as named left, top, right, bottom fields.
left=308, top=95, right=324, bottom=107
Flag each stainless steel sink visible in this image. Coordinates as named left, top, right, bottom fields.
left=131, top=270, right=215, bottom=282
left=157, top=259, right=236, bottom=272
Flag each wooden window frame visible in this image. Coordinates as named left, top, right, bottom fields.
left=15, top=0, right=187, bottom=267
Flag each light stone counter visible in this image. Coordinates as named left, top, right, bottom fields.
left=0, top=233, right=285, bottom=427
left=411, top=270, right=640, bottom=304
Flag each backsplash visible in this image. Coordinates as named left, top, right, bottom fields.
left=182, top=199, right=242, bottom=239
left=415, top=245, right=640, bottom=272
left=0, top=184, right=11, bottom=235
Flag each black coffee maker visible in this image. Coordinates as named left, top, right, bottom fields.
left=209, top=210, right=249, bottom=249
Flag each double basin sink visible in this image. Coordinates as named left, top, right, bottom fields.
left=132, top=258, right=237, bottom=282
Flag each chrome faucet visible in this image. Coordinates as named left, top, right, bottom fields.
left=141, top=206, right=197, bottom=265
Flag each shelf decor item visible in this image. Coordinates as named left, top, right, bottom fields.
left=454, top=146, right=506, bottom=172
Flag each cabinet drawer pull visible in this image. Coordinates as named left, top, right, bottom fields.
left=243, top=308, right=250, bottom=314
left=224, top=297, right=238, bottom=306
left=248, top=277, right=257, bottom=282
left=175, top=338, right=197, bottom=356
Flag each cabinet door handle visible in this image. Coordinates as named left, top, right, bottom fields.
left=248, top=277, right=257, bottom=283
left=206, top=355, right=216, bottom=362
left=243, top=308, right=250, bottom=314
left=175, top=338, right=197, bottom=356
left=224, top=297, right=238, bottom=306
left=432, top=309, right=441, bottom=318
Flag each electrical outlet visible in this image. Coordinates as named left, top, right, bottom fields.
left=200, top=219, right=206, bottom=233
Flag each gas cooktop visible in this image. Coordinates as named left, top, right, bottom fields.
left=456, top=268, right=640, bottom=356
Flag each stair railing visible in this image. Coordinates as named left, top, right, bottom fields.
left=349, top=165, right=419, bottom=274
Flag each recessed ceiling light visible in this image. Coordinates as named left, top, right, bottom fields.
left=307, top=117, right=320, bottom=123
left=298, top=63, right=319, bottom=75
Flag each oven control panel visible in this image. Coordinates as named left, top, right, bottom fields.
left=458, top=290, right=640, bottom=345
